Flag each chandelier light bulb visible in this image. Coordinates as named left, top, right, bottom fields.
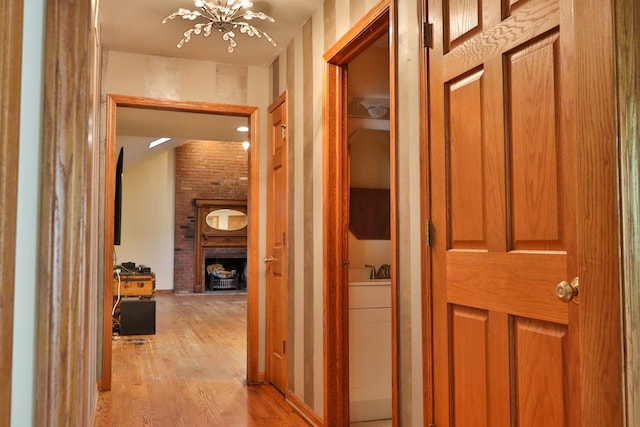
left=163, top=0, right=277, bottom=53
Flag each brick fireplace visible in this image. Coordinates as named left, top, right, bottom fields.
left=174, top=140, right=248, bottom=293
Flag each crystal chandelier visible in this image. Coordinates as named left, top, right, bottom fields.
left=163, top=0, right=277, bottom=53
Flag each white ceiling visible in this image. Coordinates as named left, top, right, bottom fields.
left=99, top=0, right=324, bottom=67
left=100, top=0, right=323, bottom=166
left=115, top=108, right=250, bottom=166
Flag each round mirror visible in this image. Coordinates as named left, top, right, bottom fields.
left=205, top=208, right=248, bottom=231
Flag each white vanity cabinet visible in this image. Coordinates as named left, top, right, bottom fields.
left=349, top=280, right=392, bottom=422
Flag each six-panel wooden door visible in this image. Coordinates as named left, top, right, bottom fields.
left=428, top=0, right=580, bottom=425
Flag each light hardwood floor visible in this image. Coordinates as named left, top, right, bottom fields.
left=94, top=293, right=310, bottom=427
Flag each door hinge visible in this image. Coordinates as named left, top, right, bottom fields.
left=423, top=22, right=433, bottom=49
left=281, top=124, right=286, bottom=140
left=426, top=220, right=433, bottom=247
left=283, top=340, right=286, bottom=354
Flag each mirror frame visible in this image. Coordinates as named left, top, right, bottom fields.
left=205, top=208, right=248, bottom=231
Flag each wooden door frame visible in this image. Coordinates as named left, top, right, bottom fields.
left=0, top=0, right=23, bottom=423
left=616, top=0, right=640, bottom=424
left=101, top=94, right=261, bottom=390
left=419, top=0, right=628, bottom=424
left=265, top=91, right=289, bottom=392
left=323, top=1, right=396, bottom=425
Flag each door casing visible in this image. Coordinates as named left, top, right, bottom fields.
left=0, top=0, right=23, bottom=423
left=101, top=95, right=261, bottom=390
left=323, top=1, right=397, bottom=425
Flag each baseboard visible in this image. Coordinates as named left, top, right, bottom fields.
left=285, top=391, right=323, bottom=427
left=155, top=289, right=174, bottom=295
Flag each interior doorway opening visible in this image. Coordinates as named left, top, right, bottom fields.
left=101, top=95, right=261, bottom=391
left=323, top=1, right=397, bottom=425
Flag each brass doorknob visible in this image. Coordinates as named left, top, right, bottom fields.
left=263, top=256, right=275, bottom=264
left=556, top=277, right=579, bottom=303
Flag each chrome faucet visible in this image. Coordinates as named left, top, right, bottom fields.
left=364, top=264, right=376, bottom=279
left=375, top=264, right=391, bottom=279
left=364, top=264, right=391, bottom=279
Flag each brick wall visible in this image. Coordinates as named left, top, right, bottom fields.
left=174, top=140, right=248, bottom=292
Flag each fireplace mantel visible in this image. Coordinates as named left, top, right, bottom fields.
left=194, top=199, right=247, bottom=292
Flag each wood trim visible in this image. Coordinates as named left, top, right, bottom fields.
left=36, top=0, right=95, bottom=424
left=418, top=0, right=434, bottom=425
left=323, top=2, right=392, bottom=425
left=323, top=58, right=349, bottom=426
left=0, top=0, right=23, bottom=424
left=285, top=390, right=323, bottom=427
left=102, top=94, right=262, bottom=386
left=387, top=4, right=399, bottom=427
left=246, top=102, right=261, bottom=384
left=575, top=0, right=624, bottom=425
left=615, top=0, right=640, bottom=424
left=101, top=95, right=117, bottom=391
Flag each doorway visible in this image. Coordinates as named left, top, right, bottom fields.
left=323, top=2, right=396, bottom=425
left=101, top=94, right=261, bottom=390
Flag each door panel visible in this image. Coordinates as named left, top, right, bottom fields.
left=430, top=0, right=578, bottom=425
left=266, top=94, right=288, bottom=394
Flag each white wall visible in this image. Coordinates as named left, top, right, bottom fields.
left=11, top=0, right=45, bottom=425
left=115, top=151, right=175, bottom=290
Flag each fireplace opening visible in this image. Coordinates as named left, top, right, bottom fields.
left=204, top=257, right=247, bottom=291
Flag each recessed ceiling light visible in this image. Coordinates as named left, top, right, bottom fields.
left=237, top=126, right=249, bottom=132
left=149, top=137, right=171, bottom=148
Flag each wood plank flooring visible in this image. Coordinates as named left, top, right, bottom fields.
left=94, top=293, right=310, bottom=427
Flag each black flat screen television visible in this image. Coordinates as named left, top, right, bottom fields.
left=114, top=147, right=123, bottom=245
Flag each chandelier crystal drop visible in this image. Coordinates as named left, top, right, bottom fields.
left=163, top=0, right=277, bottom=53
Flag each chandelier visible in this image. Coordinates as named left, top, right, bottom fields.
left=163, top=0, right=277, bottom=53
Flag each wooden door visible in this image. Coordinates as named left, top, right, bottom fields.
left=265, top=93, right=288, bottom=393
left=429, top=0, right=579, bottom=425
